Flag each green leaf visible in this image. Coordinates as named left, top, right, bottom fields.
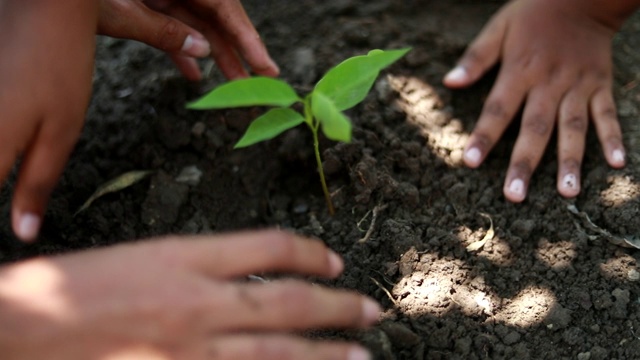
left=312, top=91, right=352, bottom=142
left=314, top=48, right=411, bottom=111
left=187, top=77, right=301, bottom=110
left=234, top=108, right=305, bottom=148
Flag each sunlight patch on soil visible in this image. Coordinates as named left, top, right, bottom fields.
left=392, top=253, right=555, bottom=328
left=392, top=254, right=556, bottom=328
left=534, top=239, right=577, bottom=271
left=392, top=255, right=468, bottom=317
left=600, top=174, right=640, bottom=207
left=454, top=225, right=514, bottom=266
left=388, top=75, right=468, bottom=166
left=599, top=256, right=640, bottom=282
left=493, top=286, right=555, bottom=328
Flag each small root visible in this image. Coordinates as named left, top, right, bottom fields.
left=358, top=203, right=388, bottom=243
left=370, top=276, right=399, bottom=306
left=356, top=209, right=373, bottom=232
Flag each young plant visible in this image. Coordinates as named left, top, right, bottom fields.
left=187, top=48, right=410, bottom=215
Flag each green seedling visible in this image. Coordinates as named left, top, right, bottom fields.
left=187, top=48, right=410, bottom=215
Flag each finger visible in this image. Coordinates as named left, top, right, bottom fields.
left=463, top=67, right=528, bottom=168
left=209, top=280, right=381, bottom=331
left=201, top=25, right=250, bottom=79
left=169, top=54, right=202, bottom=81
left=205, top=334, right=371, bottom=360
left=11, top=115, right=84, bottom=242
left=556, top=89, right=589, bottom=198
left=443, top=12, right=506, bottom=88
left=164, top=230, right=344, bottom=278
left=503, top=86, right=560, bottom=202
left=155, top=4, right=249, bottom=79
left=187, top=0, right=279, bottom=77
left=590, top=87, right=625, bottom=168
left=0, top=84, right=39, bottom=192
left=0, top=121, right=30, bottom=197
left=98, top=0, right=210, bottom=58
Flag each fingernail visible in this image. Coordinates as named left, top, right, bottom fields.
left=269, top=58, right=281, bottom=75
left=348, top=347, right=372, bottom=360
left=362, top=298, right=382, bottom=324
left=328, top=250, right=344, bottom=277
left=561, top=173, right=578, bottom=191
left=612, top=149, right=625, bottom=165
left=182, top=34, right=210, bottom=58
left=464, top=147, right=482, bottom=167
left=507, top=179, right=525, bottom=198
left=16, top=212, right=40, bottom=242
left=444, top=66, right=468, bottom=83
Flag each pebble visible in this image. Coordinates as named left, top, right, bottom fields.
left=577, top=352, right=591, bottom=360
left=175, top=165, right=203, bottom=186
left=191, top=122, right=206, bottom=138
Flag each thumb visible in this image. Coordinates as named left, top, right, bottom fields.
left=443, top=14, right=507, bottom=89
left=98, top=0, right=210, bottom=58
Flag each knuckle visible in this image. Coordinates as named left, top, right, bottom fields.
left=511, top=160, right=533, bottom=179
left=596, top=106, right=617, bottom=122
left=109, top=0, right=136, bottom=14
left=158, top=19, right=181, bottom=51
left=482, top=100, right=509, bottom=123
left=591, top=69, right=610, bottom=83
left=523, top=114, right=551, bottom=137
left=561, top=159, right=581, bottom=173
left=563, top=114, right=588, bottom=133
left=541, top=63, right=561, bottom=85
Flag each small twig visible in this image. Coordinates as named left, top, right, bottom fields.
left=358, top=204, right=388, bottom=243
left=370, top=276, right=399, bottom=306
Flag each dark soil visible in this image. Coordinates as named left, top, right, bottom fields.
left=2, top=1, right=640, bottom=359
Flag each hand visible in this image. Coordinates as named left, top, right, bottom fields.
left=0, top=230, right=379, bottom=360
left=443, top=0, right=628, bottom=202
left=98, top=0, right=280, bottom=81
left=0, top=1, right=98, bottom=241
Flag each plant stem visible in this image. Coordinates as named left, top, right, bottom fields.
left=305, top=97, right=335, bottom=215
left=312, top=127, right=335, bottom=215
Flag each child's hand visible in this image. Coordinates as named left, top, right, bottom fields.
left=443, top=0, right=633, bottom=202
left=0, top=230, right=378, bottom=360
left=0, top=1, right=98, bottom=241
left=98, top=0, right=280, bottom=81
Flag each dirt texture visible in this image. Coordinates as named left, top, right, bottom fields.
left=2, top=1, right=640, bottom=359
